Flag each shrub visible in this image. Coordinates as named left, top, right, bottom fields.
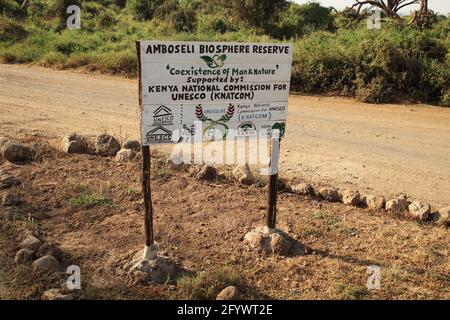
left=0, top=0, right=26, bottom=18
left=64, top=52, right=96, bottom=69
left=97, top=8, right=119, bottom=28
left=441, top=90, right=450, bottom=107
left=273, top=2, right=335, bottom=39
left=27, top=0, right=49, bottom=18
left=0, top=0, right=447, bottom=106
left=38, top=51, right=66, bottom=68
left=0, top=17, right=28, bottom=42
left=356, top=76, right=391, bottom=103
left=291, top=25, right=449, bottom=105
left=128, top=0, right=164, bottom=20
left=196, top=13, right=236, bottom=34
left=177, top=267, right=241, bottom=300
left=105, top=51, right=137, bottom=76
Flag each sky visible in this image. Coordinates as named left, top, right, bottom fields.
left=293, top=0, right=450, bottom=15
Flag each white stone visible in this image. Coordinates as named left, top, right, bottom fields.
left=341, top=190, right=360, bottom=206
left=116, top=148, right=137, bottom=162
left=32, top=255, right=60, bottom=274
left=318, top=187, right=340, bottom=202
left=20, top=235, right=42, bottom=252
left=41, top=289, right=74, bottom=300
left=217, top=286, right=240, bottom=300
left=233, top=163, right=255, bottom=186
left=408, top=201, right=431, bottom=220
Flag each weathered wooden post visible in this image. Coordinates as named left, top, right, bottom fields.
left=137, top=41, right=155, bottom=260
left=266, top=134, right=281, bottom=229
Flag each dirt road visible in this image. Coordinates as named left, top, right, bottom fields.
left=1, top=64, right=449, bottom=207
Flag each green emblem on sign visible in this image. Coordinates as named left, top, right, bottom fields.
left=271, top=122, right=286, bottom=137
left=195, top=104, right=235, bottom=141
left=200, top=54, right=227, bottom=69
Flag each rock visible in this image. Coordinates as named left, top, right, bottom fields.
left=195, top=165, right=216, bottom=181
left=397, top=194, right=412, bottom=206
left=233, top=163, right=255, bottom=186
left=15, top=249, right=34, bottom=265
left=130, top=256, right=175, bottom=284
left=408, top=201, right=431, bottom=221
left=188, top=166, right=200, bottom=177
left=243, top=227, right=291, bottom=256
left=292, top=183, right=314, bottom=196
left=62, top=133, right=88, bottom=154
left=2, top=193, right=22, bottom=206
left=166, top=154, right=184, bottom=169
left=363, top=195, right=386, bottom=210
left=32, top=255, right=60, bottom=274
left=270, top=232, right=292, bottom=255
left=41, top=288, right=74, bottom=300
left=116, top=148, right=136, bottom=162
left=0, top=170, right=21, bottom=189
left=385, top=195, right=409, bottom=212
left=217, top=286, right=240, bottom=300
left=340, top=190, right=360, bottom=206
left=36, top=244, right=64, bottom=263
left=277, top=178, right=287, bottom=191
left=3, top=208, right=25, bottom=220
left=243, top=231, right=266, bottom=250
left=317, top=187, right=340, bottom=202
left=95, top=134, right=121, bottom=157
left=385, top=200, right=397, bottom=212
left=0, top=137, right=10, bottom=149
left=123, top=140, right=141, bottom=151
left=0, top=141, right=34, bottom=162
left=433, top=207, right=450, bottom=226
left=132, top=152, right=142, bottom=162
left=20, top=235, right=42, bottom=252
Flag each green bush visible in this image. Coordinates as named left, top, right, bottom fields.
left=196, top=13, right=236, bottom=34
left=177, top=267, right=241, bottom=300
left=38, top=51, right=66, bottom=68
left=0, top=0, right=448, bottom=106
left=96, top=8, right=119, bottom=28
left=0, top=0, right=26, bottom=18
left=441, top=90, right=450, bottom=107
left=27, top=0, right=49, bottom=18
left=273, top=2, right=335, bottom=39
left=356, top=76, right=392, bottom=103
left=128, top=0, right=164, bottom=20
left=97, top=50, right=137, bottom=76
left=291, top=25, right=449, bottom=105
left=0, top=17, right=28, bottom=42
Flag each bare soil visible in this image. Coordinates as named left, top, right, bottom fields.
left=1, top=64, right=450, bottom=208
left=0, top=137, right=448, bottom=300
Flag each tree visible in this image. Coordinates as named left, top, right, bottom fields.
left=214, top=0, right=288, bottom=31
left=273, top=2, right=335, bottom=39
left=349, top=0, right=421, bottom=19
left=128, top=0, right=165, bottom=20
left=408, top=0, right=434, bottom=29
left=347, top=0, right=433, bottom=28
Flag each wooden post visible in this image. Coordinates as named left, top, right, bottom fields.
left=137, top=41, right=154, bottom=247
left=266, top=135, right=281, bottom=229
left=142, top=146, right=154, bottom=246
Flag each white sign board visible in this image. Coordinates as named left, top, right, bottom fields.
left=138, top=41, right=293, bottom=145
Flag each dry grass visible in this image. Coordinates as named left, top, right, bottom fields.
left=0, top=137, right=448, bottom=300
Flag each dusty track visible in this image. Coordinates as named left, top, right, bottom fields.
left=1, top=64, right=449, bottom=207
